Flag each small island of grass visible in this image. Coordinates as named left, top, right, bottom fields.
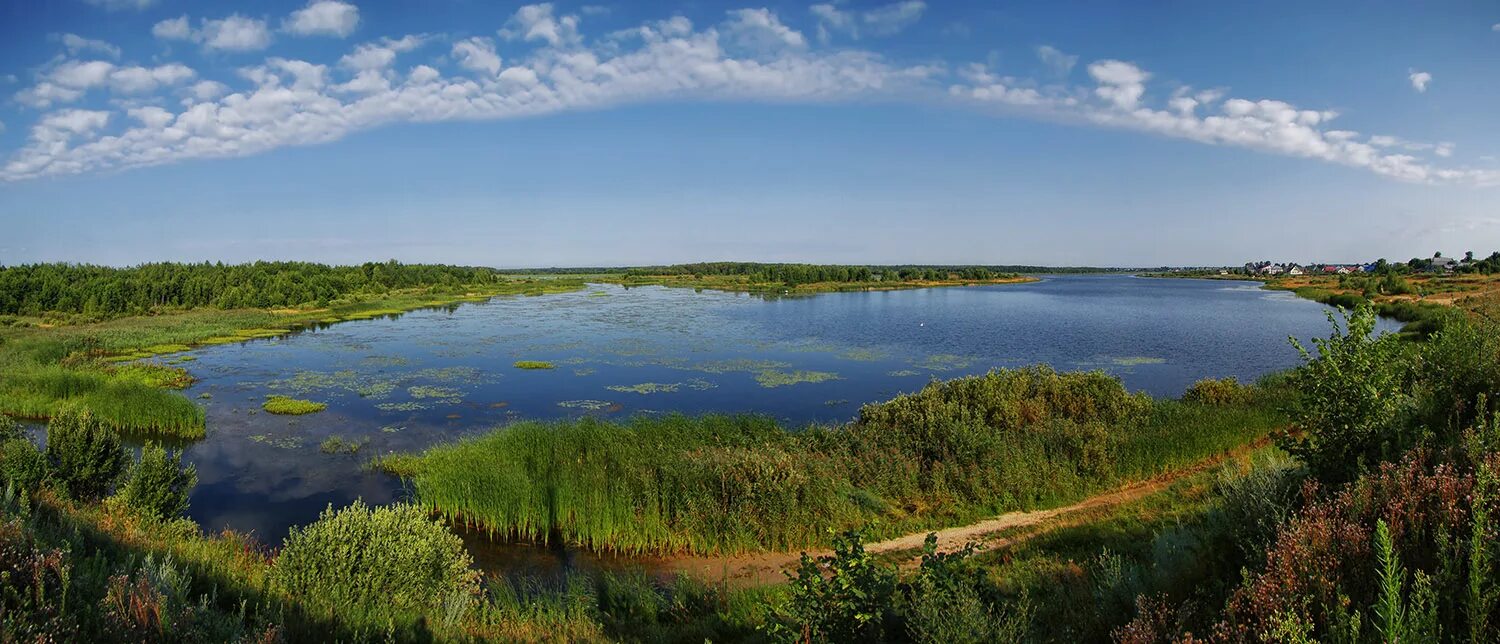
left=263, top=395, right=327, bottom=415
left=513, top=360, right=556, bottom=370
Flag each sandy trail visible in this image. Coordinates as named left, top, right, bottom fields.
left=652, top=438, right=1270, bottom=586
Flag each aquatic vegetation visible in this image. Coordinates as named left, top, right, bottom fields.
left=684, top=378, right=717, bottom=390
left=679, top=358, right=792, bottom=374
left=573, top=367, right=597, bottom=376
left=379, top=425, right=405, bottom=433
left=557, top=399, right=614, bottom=411
left=407, top=385, right=463, bottom=402
left=513, top=360, right=556, bottom=370
left=1109, top=356, right=1167, bottom=366
left=606, top=382, right=681, bottom=395
left=754, top=370, right=842, bottom=388
left=838, top=347, right=887, bottom=362
left=376, top=401, right=428, bottom=413
left=197, top=392, right=212, bottom=399
left=107, top=362, right=194, bottom=389
left=319, top=435, right=368, bottom=455
left=824, top=399, right=850, bottom=406
left=887, top=369, right=923, bottom=377
left=912, top=353, right=972, bottom=371
left=262, top=395, right=327, bottom=415
left=360, top=355, right=409, bottom=367
left=248, top=434, right=305, bottom=449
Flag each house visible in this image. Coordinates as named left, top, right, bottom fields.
left=1431, top=256, right=1457, bottom=273
left=1263, top=264, right=1284, bottom=276
left=1287, top=265, right=1304, bottom=276
left=1335, top=266, right=1353, bottom=275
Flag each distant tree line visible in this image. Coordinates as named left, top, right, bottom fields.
left=0, top=261, right=502, bottom=317
left=619, top=262, right=1081, bottom=287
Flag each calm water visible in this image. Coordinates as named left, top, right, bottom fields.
left=145, top=276, right=1394, bottom=557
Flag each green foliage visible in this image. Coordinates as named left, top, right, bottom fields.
left=775, top=529, right=898, bottom=641
left=0, top=438, right=48, bottom=493
left=0, top=260, right=505, bottom=318
left=1285, top=303, right=1418, bottom=483
left=270, top=501, right=481, bottom=621
left=119, top=442, right=197, bottom=522
left=261, top=395, right=326, bottom=415
left=512, top=360, right=556, bottom=369
left=771, top=530, right=1031, bottom=643
left=44, top=406, right=128, bottom=501
left=1183, top=376, right=1250, bottom=406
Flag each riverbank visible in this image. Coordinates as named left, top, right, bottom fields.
left=0, top=279, right=586, bottom=438
left=1143, top=271, right=1491, bottom=336
left=379, top=368, right=1292, bottom=556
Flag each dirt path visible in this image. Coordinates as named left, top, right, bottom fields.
left=654, top=438, right=1271, bottom=586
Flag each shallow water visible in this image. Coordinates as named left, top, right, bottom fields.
left=139, top=275, right=1395, bottom=572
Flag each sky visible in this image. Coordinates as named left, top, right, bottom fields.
left=0, top=1, right=1498, bottom=268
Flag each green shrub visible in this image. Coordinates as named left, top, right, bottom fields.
left=1183, top=377, right=1249, bottom=406
left=119, top=442, right=197, bottom=522
left=773, top=529, right=898, bottom=641
left=0, top=438, right=48, bottom=492
left=44, top=406, right=128, bottom=501
left=270, top=501, right=481, bottom=620
left=1285, top=304, right=1418, bottom=483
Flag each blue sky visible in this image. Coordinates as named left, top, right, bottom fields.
left=1, top=0, right=1497, bottom=267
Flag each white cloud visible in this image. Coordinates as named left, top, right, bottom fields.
left=501, top=3, right=581, bottom=47
left=152, top=16, right=193, bottom=40
left=1492, top=23, right=1500, bottom=32
left=283, top=1, right=360, bottom=38
left=188, top=80, right=228, bottom=101
left=723, top=8, right=807, bottom=52
left=81, top=0, right=156, bottom=11
left=108, top=64, right=196, bottom=93
left=2, top=6, right=1493, bottom=188
left=156, top=14, right=273, bottom=51
left=60, top=34, right=121, bottom=59
left=810, top=1, right=925, bottom=41
left=50, top=60, right=116, bottom=88
left=1088, top=59, right=1148, bottom=109
left=452, top=37, right=502, bottom=76
left=1409, top=70, right=1431, bottom=92
left=202, top=15, right=273, bottom=51
left=1036, top=45, right=1077, bottom=76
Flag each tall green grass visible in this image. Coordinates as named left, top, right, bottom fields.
left=390, top=366, right=1293, bottom=555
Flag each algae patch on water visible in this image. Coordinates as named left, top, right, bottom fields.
left=262, top=395, right=327, bottom=415
left=754, top=370, right=841, bottom=388
left=513, top=360, right=556, bottom=370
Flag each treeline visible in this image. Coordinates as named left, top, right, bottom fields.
left=0, top=261, right=502, bottom=317
left=623, top=262, right=1032, bottom=286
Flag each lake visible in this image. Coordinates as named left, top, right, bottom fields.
left=164, top=275, right=1396, bottom=553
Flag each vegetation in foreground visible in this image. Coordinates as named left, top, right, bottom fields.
left=383, top=366, right=1292, bottom=555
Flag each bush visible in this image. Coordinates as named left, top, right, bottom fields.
left=1183, top=377, right=1249, bottom=406
left=270, top=501, right=481, bottom=621
left=44, top=406, right=128, bottom=501
left=773, top=529, right=899, bottom=641
left=0, top=438, right=48, bottom=491
left=1285, top=303, right=1418, bottom=483
left=119, top=442, right=197, bottom=522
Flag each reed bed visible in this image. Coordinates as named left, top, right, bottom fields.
left=391, top=366, right=1293, bottom=556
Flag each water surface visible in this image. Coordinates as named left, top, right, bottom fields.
left=162, top=275, right=1395, bottom=547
